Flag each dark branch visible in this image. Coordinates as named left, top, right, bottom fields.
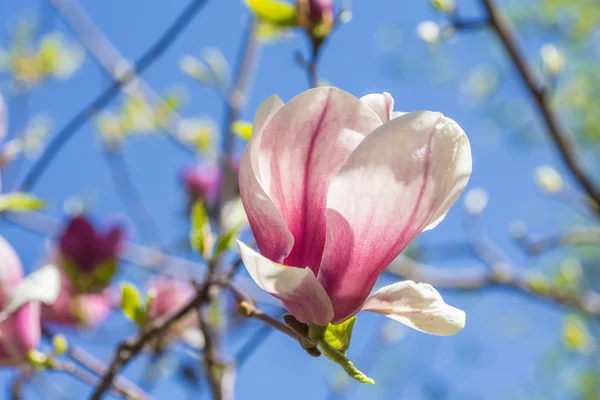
left=19, top=0, right=207, bottom=191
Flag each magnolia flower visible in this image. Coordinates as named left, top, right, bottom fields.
left=297, top=0, right=335, bottom=37
left=0, top=237, right=60, bottom=365
left=182, top=161, right=221, bottom=206
left=41, top=268, right=114, bottom=326
left=41, top=216, right=122, bottom=326
left=145, top=278, right=204, bottom=349
left=58, top=215, right=123, bottom=274
left=0, top=236, right=40, bottom=365
left=238, top=87, right=471, bottom=335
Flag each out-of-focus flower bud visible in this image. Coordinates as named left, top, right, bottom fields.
left=183, top=161, right=221, bottom=206
left=297, top=0, right=335, bottom=38
left=145, top=278, right=204, bottom=349
left=534, top=165, right=563, bottom=194
left=40, top=215, right=123, bottom=327
left=58, top=215, right=123, bottom=275
left=417, top=20, right=441, bottom=44
left=540, top=44, right=566, bottom=76
left=41, top=268, right=114, bottom=327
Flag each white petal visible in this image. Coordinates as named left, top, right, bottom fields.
left=0, top=264, right=61, bottom=323
left=361, top=281, right=465, bottom=336
left=360, top=92, right=394, bottom=122
left=237, top=240, right=333, bottom=326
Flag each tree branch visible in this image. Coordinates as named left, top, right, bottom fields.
left=480, top=0, right=600, bottom=214
left=19, top=0, right=208, bottom=191
left=217, top=17, right=260, bottom=220
left=90, top=282, right=212, bottom=400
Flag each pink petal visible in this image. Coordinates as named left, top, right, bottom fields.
left=239, top=95, right=293, bottom=263
left=360, top=92, right=394, bottom=123
left=0, top=237, right=40, bottom=365
left=361, top=281, right=466, bottom=336
left=238, top=240, right=333, bottom=326
left=255, top=87, right=381, bottom=273
left=319, top=111, right=472, bottom=321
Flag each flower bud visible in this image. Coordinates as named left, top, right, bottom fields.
left=540, top=43, right=566, bottom=76
left=297, top=0, right=335, bottom=38
left=534, top=165, right=563, bottom=194
left=183, top=162, right=221, bottom=206
left=58, top=215, right=123, bottom=275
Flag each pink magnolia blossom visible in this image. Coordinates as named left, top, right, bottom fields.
left=41, top=264, right=113, bottom=326
left=0, top=236, right=40, bottom=365
left=237, top=87, right=471, bottom=335
left=58, top=215, right=123, bottom=274
left=145, top=278, right=203, bottom=347
left=41, top=216, right=122, bottom=326
left=307, top=0, right=334, bottom=24
left=183, top=161, right=222, bottom=205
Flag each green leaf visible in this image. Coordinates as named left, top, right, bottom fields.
left=245, top=0, right=298, bottom=27
left=231, top=120, right=253, bottom=140
left=323, top=316, right=356, bottom=354
left=431, top=0, right=455, bottom=13
left=0, top=192, right=45, bottom=212
left=215, top=223, right=240, bottom=260
left=190, top=200, right=212, bottom=258
left=318, top=339, right=374, bottom=385
left=92, top=259, right=118, bottom=288
left=120, top=283, right=144, bottom=325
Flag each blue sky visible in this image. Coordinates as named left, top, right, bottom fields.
left=0, top=0, right=593, bottom=398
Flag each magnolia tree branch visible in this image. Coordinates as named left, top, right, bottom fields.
left=40, top=326, right=149, bottom=400
left=103, top=148, right=164, bottom=247
left=90, top=282, right=213, bottom=400
left=478, top=0, right=600, bottom=214
left=217, top=18, right=260, bottom=219
left=515, top=226, right=600, bottom=254
left=46, top=0, right=195, bottom=156
left=19, top=0, right=208, bottom=192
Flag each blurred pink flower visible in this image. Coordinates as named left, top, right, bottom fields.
left=0, top=236, right=40, bottom=366
left=238, top=88, right=471, bottom=335
left=182, top=161, right=221, bottom=205
left=145, top=278, right=203, bottom=349
left=146, top=278, right=197, bottom=333
left=58, top=215, right=123, bottom=274
left=308, top=0, right=333, bottom=24
left=41, top=215, right=123, bottom=327
left=41, top=264, right=113, bottom=326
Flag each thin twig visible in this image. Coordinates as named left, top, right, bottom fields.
left=217, top=17, right=260, bottom=221
left=89, top=282, right=212, bottom=400
left=198, top=310, right=224, bottom=400
left=480, top=0, right=600, bottom=214
left=103, top=148, right=164, bottom=247
left=516, top=227, right=600, bottom=254
left=19, top=0, right=208, bottom=191
left=46, top=0, right=194, bottom=156
left=41, top=325, right=150, bottom=400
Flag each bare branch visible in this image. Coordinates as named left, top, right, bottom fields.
left=19, top=0, right=208, bottom=191
left=479, top=0, right=600, bottom=214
